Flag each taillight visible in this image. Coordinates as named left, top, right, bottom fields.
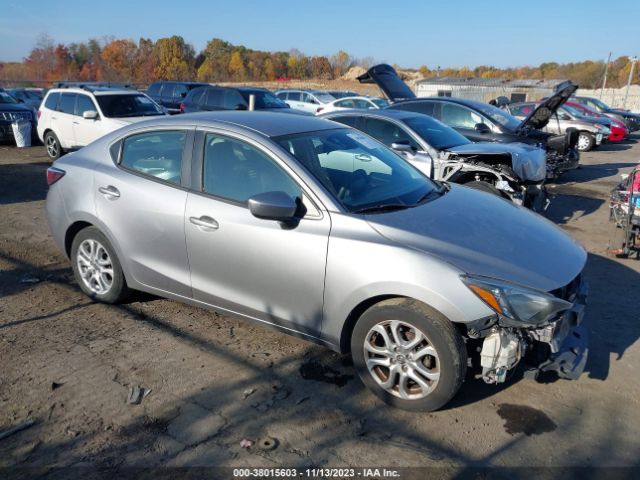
left=47, top=167, right=65, bottom=186
left=180, top=103, right=185, bottom=113
left=37, top=110, right=42, bottom=119
left=316, top=107, right=323, bottom=113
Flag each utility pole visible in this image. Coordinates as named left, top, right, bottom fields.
left=600, top=52, right=611, bottom=99
left=623, top=56, right=638, bottom=109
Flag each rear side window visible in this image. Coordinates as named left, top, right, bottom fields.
left=205, top=88, right=223, bottom=108
left=188, top=88, right=206, bottom=105
left=147, top=83, right=162, bottom=96
left=174, top=84, right=188, bottom=99
left=276, top=92, right=287, bottom=100
left=44, top=92, right=60, bottom=110
left=161, top=83, right=175, bottom=98
left=120, top=131, right=186, bottom=185
left=75, top=95, right=96, bottom=116
left=202, top=134, right=300, bottom=203
left=287, top=91, right=301, bottom=101
left=393, top=101, right=435, bottom=116
left=329, top=115, right=359, bottom=128
left=58, top=93, right=76, bottom=114
left=222, top=90, right=246, bottom=110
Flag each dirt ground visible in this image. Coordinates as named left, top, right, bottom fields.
left=1, top=135, right=640, bottom=477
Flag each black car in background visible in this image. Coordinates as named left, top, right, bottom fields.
left=357, top=64, right=581, bottom=178
left=571, top=96, right=640, bottom=132
left=181, top=85, right=304, bottom=114
left=0, top=89, right=37, bottom=143
left=147, top=81, right=208, bottom=114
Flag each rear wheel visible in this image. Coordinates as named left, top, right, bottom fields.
left=44, top=131, right=62, bottom=160
left=71, top=227, right=130, bottom=303
left=351, top=299, right=466, bottom=411
left=577, top=132, right=595, bottom=152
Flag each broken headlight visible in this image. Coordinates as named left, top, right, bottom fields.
left=461, top=274, right=573, bottom=327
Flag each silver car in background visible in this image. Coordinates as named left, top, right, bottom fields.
left=45, top=112, right=588, bottom=411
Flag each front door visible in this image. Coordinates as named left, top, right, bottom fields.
left=184, top=131, right=330, bottom=338
left=73, top=93, right=100, bottom=146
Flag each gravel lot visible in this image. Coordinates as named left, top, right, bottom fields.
left=1, top=138, right=639, bottom=475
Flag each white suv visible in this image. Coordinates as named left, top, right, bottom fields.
left=38, top=87, right=166, bottom=159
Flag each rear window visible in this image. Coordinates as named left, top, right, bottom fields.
left=58, top=94, right=76, bottom=114
left=44, top=92, right=60, bottom=110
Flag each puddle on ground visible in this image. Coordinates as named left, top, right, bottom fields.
left=497, top=403, right=557, bottom=436
left=299, top=360, right=354, bottom=387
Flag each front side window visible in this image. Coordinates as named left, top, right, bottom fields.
left=95, top=94, right=164, bottom=118
left=161, top=84, right=175, bottom=98
left=287, top=91, right=302, bottom=101
left=174, top=84, right=189, bottom=99
left=58, top=93, right=76, bottom=114
left=203, top=134, right=301, bottom=204
left=441, top=103, right=483, bottom=128
left=276, top=128, right=437, bottom=213
left=188, top=88, right=206, bottom=105
left=360, top=117, right=420, bottom=150
left=75, top=95, right=96, bottom=116
left=404, top=115, right=470, bottom=150
left=120, top=131, right=186, bottom=184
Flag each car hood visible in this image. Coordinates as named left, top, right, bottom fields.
left=518, top=81, right=578, bottom=131
left=366, top=184, right=586, bottom=292
left=445, top=142, right=547, bottom=182
left=357, top=64, right=416, bottom=102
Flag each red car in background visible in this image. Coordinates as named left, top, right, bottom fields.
left=565, top=101, right=629, bottom=142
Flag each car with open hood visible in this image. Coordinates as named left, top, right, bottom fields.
left=503, top=101, right=610, bottom=151
left=357, top=64, right=580, bottom=179
left=45, top=111, right=588, bottom=411
left=321, top=109, right=548, bottom=212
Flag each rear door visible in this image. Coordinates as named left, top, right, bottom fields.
left=55, top=93, right=77, bottom=147
left=72, top=93, right=100, bottom=146
left=94, top=128, right=194, bottom=296
left=184, top=130, right=330, bottom=338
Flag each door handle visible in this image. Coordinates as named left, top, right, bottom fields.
left=51, top=116, right=57, bottom=120
left=73, top=121, right=79, bottom=125
left=98, top=185, right=120, bottom=198
left=189, top=216, right=219, bottom=231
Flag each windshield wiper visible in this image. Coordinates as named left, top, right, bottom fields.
left=414, top=182, right=449, bottom=205
left=353, top=203, right=411, bottom=214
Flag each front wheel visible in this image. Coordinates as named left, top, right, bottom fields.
left=351, top=299, right=467, bottom=411
left=71, top=227, right=131, bottom=303
left=577, top=132, right=595, bottom=152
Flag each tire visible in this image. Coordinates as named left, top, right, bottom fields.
left=465, top=180, right=502, bottom=196
left=70, top=227, right=131, bottom=303
left=351, top=298, right=467, bottom=411
left=576, top=132, right=595, bottom=152
left=44, top=131, right=63, bottom=160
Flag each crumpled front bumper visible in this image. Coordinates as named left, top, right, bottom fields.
left=525, top=279, right=589, bottom=380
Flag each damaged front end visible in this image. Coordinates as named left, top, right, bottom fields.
left=463, top=273, right=588, bottom=384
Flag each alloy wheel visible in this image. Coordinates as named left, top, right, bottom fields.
left=363, top=319, right=440, bottom=399
left=76, top=239, right=114, bottom=294
left=46, top=135, right=59, bottom=158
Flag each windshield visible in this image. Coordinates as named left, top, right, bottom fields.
left=587, top=98, right=609, bottom=111
left=95, top=94, right=164, bottom=118
left=474, top=102, right=522, bottom=130
left=372, top=98, right=389, bottom=108
left=404, top=115, right=470, bottom=150
left=0, top=91, right=18, bottom=104
left=240, top=90, right=289, bottom=109
left=313, top=93, right=336, bottom=103
left=276, top=128, right=438, bottom=213
left=562, top=104, right=586, bottom=118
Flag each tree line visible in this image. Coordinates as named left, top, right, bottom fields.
left=0, top=34, right=638, bottom=89
left=0, top=34, right=358, bottom=85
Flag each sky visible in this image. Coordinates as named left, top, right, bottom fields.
left=1, top=0, right=639, bottom=68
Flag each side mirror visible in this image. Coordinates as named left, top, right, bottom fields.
left=391, top=142, right=414, bottom=153
left=474, top=123, right=491, bottom=134
left=83, top=110, right=99, bottom=120
left=248, top=191, right=298, bottom=221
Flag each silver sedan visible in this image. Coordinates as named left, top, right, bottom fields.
left=45, top=111, right=588, bottom=410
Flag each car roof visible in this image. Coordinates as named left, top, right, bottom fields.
left=397, top=96, right=489, bottom=110
left=127, top=111, right=341, bottom=137
left=47, top=87, right=140, bottom=96
left=323, top=108, right=418, bottom=121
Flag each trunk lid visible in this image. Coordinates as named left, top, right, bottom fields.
left=357, top=64, right=416, bottom=102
